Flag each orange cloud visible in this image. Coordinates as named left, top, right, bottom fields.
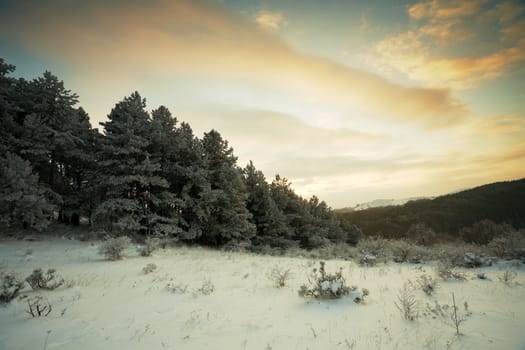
left=408, top=0, right=484, bottom=20
left=0, top=0, right=468, bottom=129
left=491, top=1, right=525, bottom=23
left=502, top=20, right=525, bottom=40
left=373, top=0, right=525, bottom=89
left=472, top=115, right=525, bottom=135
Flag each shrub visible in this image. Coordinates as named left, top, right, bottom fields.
left=416, top=274, right=438, bottom=296
left=498, top=269, right=517, bottom=285
left=98, top=236, right=131, bottom=260
left=1, top=273, right=25, bottom=303
left=405, top=222, right=436, bottom=246
left=197, top=280, right=215, bottom=295
left=477, top=272, right=488, bottom=280
left=298, top=261, right=352, bottom=299
left=437, top=262, right=467, bottom=281
left=356, top=237, right=388, bottom=260
left=268, top=266, right=293, bottom=288
left=138, top=237, right=160, bottom=257
left=448, top=293, right=470, bottom=335
left=460, top=220, right=512, bottom=245
left=166, top=282, right=188, bottom=294
left=26, top=268, right=64, bottom=290
left=488, top=231, right=525, bottom=259
left=395, top=283, right=419, bottom=320
left=391, top=240, right=427, bottom=263
left=142, top=263, right=157, bottom=274
left=26, top=296, right=52, bottom=317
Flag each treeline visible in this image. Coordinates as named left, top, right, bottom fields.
left=0, top=58, right=361, bottom=249
left=337, top=179, right=525, bottom=240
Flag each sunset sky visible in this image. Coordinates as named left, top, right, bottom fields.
left=1, top=0, right=524, bottom=208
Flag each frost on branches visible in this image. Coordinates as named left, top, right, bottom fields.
left=298, top=261, right=369, bottom=303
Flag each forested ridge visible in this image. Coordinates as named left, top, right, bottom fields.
left=337, top=178, right=525, bottom=240
left=0, top=58, right=361, bottom=249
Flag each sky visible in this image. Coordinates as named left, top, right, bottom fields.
left=1, top=0, right=524, bottom=208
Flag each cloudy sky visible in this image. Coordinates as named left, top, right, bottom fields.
left=1, top=0, right=524, bottom=208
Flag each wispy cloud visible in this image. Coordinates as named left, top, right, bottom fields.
left=255, top=10, right=285, bottom=32
left=371, top=0, right=525, bottom=89
left=408, top=0, right=483, bottom=20
left=1, top=0, right=522, bottom=206
left=0, top=0, right=468, bottom=129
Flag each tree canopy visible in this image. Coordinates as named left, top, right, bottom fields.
left=0, top=57, right=357, bottom=249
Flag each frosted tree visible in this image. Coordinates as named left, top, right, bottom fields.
left=244, top=161, right=295, bottom=249
left=8, top=71, right=98, bottom=224
left=0, top=153, right=54, bottom=231
left=199, top=130, right=255, bottom=245
left=0, top=59, right=18, bottom=156
left=270, top=175, right=328, bottom=248
left=147, top=106, right=185, bottom=237
left=164, top=121, right=210, bottom=240
left=94, top=92, right=170, bottom=235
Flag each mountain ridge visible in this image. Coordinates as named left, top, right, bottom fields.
left=337, top=178, right=525, bottom=238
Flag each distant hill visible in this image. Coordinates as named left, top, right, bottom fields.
left=337, top=178, right=525, bottom=238
left=338, top=197, right=432, bottom=212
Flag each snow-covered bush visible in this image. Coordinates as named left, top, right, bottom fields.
left=460, top=220, right=512, bottom=244
left=197, top=280, right=215, bottom=295
left=395, top=283, right=419, bottom=320
left=142, top=263, right=157, bottom=274
left=26, top=296, right=52, bottom=317
left=298, top=261, right=364, bottom=300
left=1, top=272, right=25, bottom=303
left=437, top=262, right=467, bottom=281
left=356, top=237, right=389, bottom=265
left=499, top=269, right=517, bottom=285
left=488, top=231, right=525, bottom=260
left=448, top=293, right=471, bottom=335
left=416, top=274, right=438, bottom=296
left=166, top=282, right=188, bottom=294
left=26, top=268, right=64, bottom=290
left=98, top=236, right=131, bottom=260
left=268, top=266, right=293, bottom=288
left=138, top=237, right=160, bottom=257
left=391, top=240, right=427, bottom=263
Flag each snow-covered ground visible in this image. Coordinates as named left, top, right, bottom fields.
left=0, top=237, right=524, bottom=350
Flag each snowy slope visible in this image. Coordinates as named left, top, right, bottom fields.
left=0, top=237, right=524, bottom=350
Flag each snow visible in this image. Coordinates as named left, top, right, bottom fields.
left=0, top=237, right=524, bottom=350
left=351, top=197, right=432, bottom=211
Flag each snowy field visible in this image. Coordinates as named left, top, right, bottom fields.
left=1, top=237, right=524, bottom=350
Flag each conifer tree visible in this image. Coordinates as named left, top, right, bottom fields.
left=200, top=130, right=255, bottom=245
left=95, top=92, right=169, bottom=235
left=270, top=175, right=324, bottom=248
left=167, top=122, right=210, bottom=240
left=0, top=153, right=55, bottom=231
left=147, top=106, right=185, bottom=236
left=244, top=161, right=294, bottom=249
left=0, top=59, right=19, bottom=155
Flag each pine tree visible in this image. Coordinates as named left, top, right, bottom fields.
left=0, top=153, right=55, bottom=231
left=200, top=130, right=255, bottom=245
left=270, top=175, right=324, bottom=248
left=148, top=106, right=214, bottom=239
left=244, top=161, right=294, bottom=249
left=10, top=71, right=97, bottom=223
left=61, top=107, right=99, bottom=225
left=0, top=58, right=19, bottom=155
left=176, top=123, right=210, bottom=240
left=147, top=106, right=185, bottom=237
left=95, top=92, right=169, bottom=235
